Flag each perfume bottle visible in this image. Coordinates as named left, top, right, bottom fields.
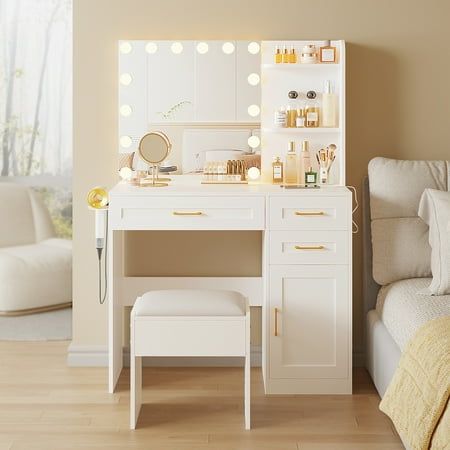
left=274, top=45, right=282, bottom=64
left=305, top=91, right=320, bottom=128
left=295, top=105, right=305, bottom=128
left=320, top=40, right=336, bottom=63
left=321, top=80, right=337, bottom=127
left=286, top=91, right=298, bottom=128
left=298, top=140, right=311, bottom=185
left=284, top=141, right=298, bottom=184
left=282, top=45, right=289, bottom=63
left=272, top=156, right=284, bottom=184
left=305, top=166, right=318, bottom=185
left=274, top=107, right=287, bottom=128
left=289, top=45, right=297, bottom=63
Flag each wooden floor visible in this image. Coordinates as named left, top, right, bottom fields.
left=0, top=341, right=403, bottom=450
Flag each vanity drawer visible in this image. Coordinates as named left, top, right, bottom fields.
left=269, top=230, right=349, bottom=265
left=269, top=196, right=349, bottom=230
left=110, top=196, right=265, bottom=230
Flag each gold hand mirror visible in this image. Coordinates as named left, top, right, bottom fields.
left=138, top=131, right=172, bottom=187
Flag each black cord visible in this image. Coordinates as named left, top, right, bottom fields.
left=97, top=213, right=108, bottom=305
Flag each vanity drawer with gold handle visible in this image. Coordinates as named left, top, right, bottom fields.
left=269, top=230, right=349, bottom=265
left=269, top=196, right=350, bottom=230
left=110, top=196, right=265, bottom=230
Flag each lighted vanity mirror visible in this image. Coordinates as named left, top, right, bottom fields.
left=138, top=131, right=172, bottom=187
left=118, top=40, right=261, bottom=174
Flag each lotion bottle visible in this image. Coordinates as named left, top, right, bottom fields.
left=298, top=140, right=311, bottom=185
left=272, top=157, right=283, bottom=184
left=321, top=80, right=337, bottom=127
left=284, top=141, right=298, bottom=184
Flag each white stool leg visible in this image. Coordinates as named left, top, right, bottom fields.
left=130, top=354, right=142, bottom=429
left=244, top=306, right=251, bottom=430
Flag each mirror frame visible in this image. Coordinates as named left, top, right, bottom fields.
left=138, top=131, right=172, bottom=165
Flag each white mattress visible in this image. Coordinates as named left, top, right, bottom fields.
left=376, top=278, right=450, bottom=351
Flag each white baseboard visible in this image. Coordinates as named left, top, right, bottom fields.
left=67, top=344, right=262, bottom=367
left=67, top=344, right=365, bottom=369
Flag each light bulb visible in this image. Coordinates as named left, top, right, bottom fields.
left=120, top=73, right=132, bottom=86
left=120, top=105, right=132, bottom=117
left=247, top=104, right=260, bottom=117
left=247, top=167, right=260, bottom=181
left=119, top=42, right=132, bottom=54
left=171, top=42, right=183, bottom=54
left=119, top=167, right=133, bottom=180
left=247, top=73, right=260, bottom=86
left=196, top=42, right=209, bottom=54
left=248, top=42, right=260, bottom=54
left=120, top=136, right=132, bottom=148
left=222, top=42, right=235, bottom=54
left=145, top=42, right=158, bottom=54
left=248, top=135, right=260, bottom=149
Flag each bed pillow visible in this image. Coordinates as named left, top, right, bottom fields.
left=418, top=189, right=450, bottom=295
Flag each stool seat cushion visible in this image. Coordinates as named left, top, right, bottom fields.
left=133, top=289, right=246, bottom=317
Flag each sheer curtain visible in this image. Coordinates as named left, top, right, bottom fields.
left=0, top=0, right=72, bottom=237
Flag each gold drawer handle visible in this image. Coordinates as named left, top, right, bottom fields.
left=274, top=307, right=279, bottom=337
left=172, top=211, right=204, bottom=216
left=294, top=245, right=325, bottom=250
left=295, top=211, right=325, bottom=216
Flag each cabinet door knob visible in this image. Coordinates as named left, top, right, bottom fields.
left=294, top=245, right=325, bottom=250
left=172, top=211, right=204, bottom=216
left=295, top=211, right=325, bottom=216
left=274, top=307, right=279, bottom=337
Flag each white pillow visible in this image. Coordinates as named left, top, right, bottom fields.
left=418, top=189, right=450, bottom=295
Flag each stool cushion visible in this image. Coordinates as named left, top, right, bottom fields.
left=133, top=289, right=246, bottom=317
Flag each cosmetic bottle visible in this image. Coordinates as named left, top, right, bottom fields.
left=319, top=40, right=336, bottom=63
left=274, top=107, right=287, bottom=128
left=295, top=105, right=305, bottom=128
left=321, top=80, right=337, bottom=127
left=275, top=45, right=282, bottom=64
left=300, top=44, right=317, bottom=64
left=287, top=91, right=298, bottom=128
left=282, top=46, right=289, bottom=63
left=284, top=141, right=298, bottom=184
left=298, top=140, right=311, bottom=185
left=305, top=166, right=318, bottom=186
left=289, top=45, right=297, bottom=63
left=272, top=157, right=284, bottom=184
left=305, top=91, right=320, bottom=128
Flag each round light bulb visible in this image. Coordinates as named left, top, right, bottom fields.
left=247, top=73, right=260, bottom=86
left=171, top=42, right=184, bottom=54
left=119, top=167, right=133, bottom=180
left=247, top=104, right=260, bottom=117
left=120, top=105, right=132, bottom=117
left=120, top=136, right=132, bottom=148
left=247, top=167, right=260, bottom=181
left=145, top=42, right=158, bottom=54
left=119, top=42, right=132, bottom=54
left=248, top=135, right=260, bottom=149
left=222, top=42, right=235, bottom=54
left=248, top=42, right=260, bottom=54
left=120, top=73, right=132, bottom=86
left=196, top=42, right=209, bottom=54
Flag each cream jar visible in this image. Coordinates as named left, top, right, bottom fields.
left=300, top=44, right=317, bottom=64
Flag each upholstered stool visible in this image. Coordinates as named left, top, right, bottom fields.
left=130, top=289, right=250, bottom=430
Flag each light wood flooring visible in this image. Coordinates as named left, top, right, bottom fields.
left=0, top=341, right=403, bottom=450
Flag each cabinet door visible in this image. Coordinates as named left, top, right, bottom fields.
left=269, top=265, right=349, bottom=379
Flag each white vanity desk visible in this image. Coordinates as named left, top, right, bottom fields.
left=108, top=175, right=352, bottom=395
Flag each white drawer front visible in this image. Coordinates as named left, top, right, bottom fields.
left=269, top=196, right=349, bottom=230
left=270, top=230, right=349, bottom=265
left=110, top=196, right=265, bottom=230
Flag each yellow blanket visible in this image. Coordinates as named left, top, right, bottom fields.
left=380, top=316, right=450, bottom=450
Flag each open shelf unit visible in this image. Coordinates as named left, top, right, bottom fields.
left=260, top=40, right=346, bottom=185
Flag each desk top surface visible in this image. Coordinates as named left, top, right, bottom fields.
left=109, top=176, right=351, bottom=198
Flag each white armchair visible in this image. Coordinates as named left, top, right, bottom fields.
left=0, top=183, right=72, bottom=315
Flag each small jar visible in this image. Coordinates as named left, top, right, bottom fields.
left=300, top=44, right=317, bottom=64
